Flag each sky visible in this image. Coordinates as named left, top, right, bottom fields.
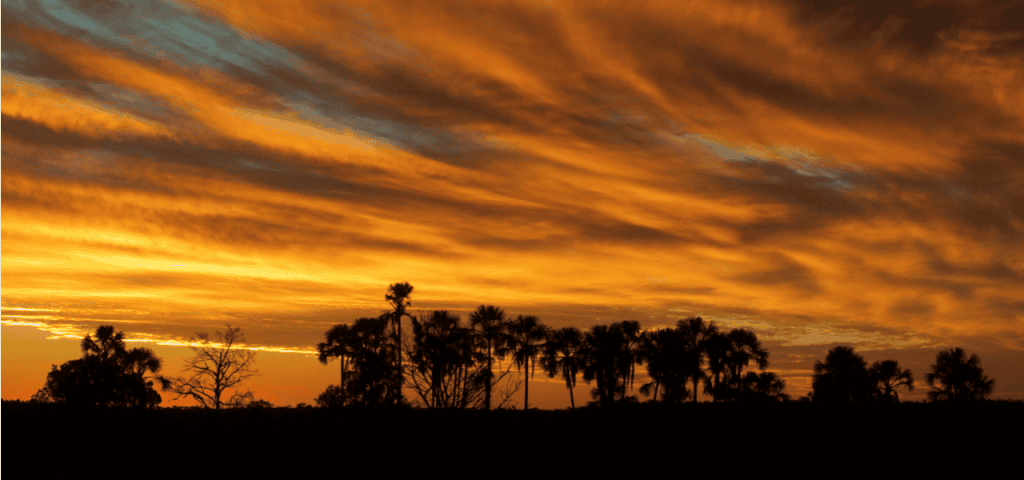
left=2, top=0, right=1023, bottom=408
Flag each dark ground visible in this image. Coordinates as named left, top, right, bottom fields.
left=4, top=400, right=1019, bottom=475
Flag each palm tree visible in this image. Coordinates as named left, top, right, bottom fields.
left=812, top=346, right=874, bottom=404
left=386, top=282, right=414, bottom=404
left=869, top=360, right=914, bottom=403
left=318, top=323, right=355, bottom=404
left=639, top=328, right=694, bottom=404
left=734, top=371, right=789, bottom=402
left=926, top=348, right=994, bottom=401
left=469, top=305, right=509, bottom=410
left=723, top=328, right=769, bottom=400
left=582, top=324, right=617, bottom=406
left=676, top=317, right=715, bottom=403
left=82, top=325, right=128, bottom=360
left=702, top=329, right=732, bottom=402
left=613, top=321, right=643, bottom=400
left=508, top=315, right=550, bottom=410
left=541, top=326, right=584, bottom=409
left=638, top=329, right=665, bottom=402
left=121, top=346, right=167, bottom=404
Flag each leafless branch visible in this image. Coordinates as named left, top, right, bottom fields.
left=165, top=324, right=259, bottom=410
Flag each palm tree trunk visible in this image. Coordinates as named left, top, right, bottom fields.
left=396, top=313, right=403, bottom=404
left=485, top=340, right=493, bottom=410
left=523, top=359, right=530, bottom=411
left=341, top=356, right=348, bottom=404
left=568, top=379, right=575, bottom=410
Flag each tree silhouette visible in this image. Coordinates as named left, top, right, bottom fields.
left=508, top=314, right=550, bottom=410
left=732, top=371, right=789, bottom=402
left=542, top=326, right=584, bottom=409
left=676, top=317, right=715, bottom=403
left=638, top=328, right=691, bottom=404
left=614, top=320, right=643, bottom=400
left=469, top=305, right=510, bottom=411
left=701, top=329, right=733, bottom=401
left=34, top=326, right=164, bottom=407
left=811, top=346, right=874, bottom=404
left=386, top=282, right=414, bottom=405
left=869, top=360, right=914, bottom=403
left=581, top=321, right=645, bottom=406
left=316, top=316, right=396, bottom=407
left=407, top=310, right=483, bottom=408
left=318, top=323, right=355, bottom=405
left=926, top=348, right=994, bottom=402
left=723, top=329, right=769, bottom=396
left=167, top=324, right=258, bottom=410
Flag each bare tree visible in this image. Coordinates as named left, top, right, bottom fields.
left=167, top=324, right=259, bottom=410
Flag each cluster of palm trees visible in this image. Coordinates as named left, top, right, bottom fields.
left=810, top=345, right=995, bottom=403
left=554, top=317, right=787, bottom=407
left=316, top=283, right=789, bottom=409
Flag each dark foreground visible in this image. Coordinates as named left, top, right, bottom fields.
left=4, top=400, right=1019, bottom=475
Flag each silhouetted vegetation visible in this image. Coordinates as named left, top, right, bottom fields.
left=385, top=282, right=414, bottom=405
left=508, top=314, right=551, bottom=410
left=26, top=284, right=1010, bottom=416
left=33, top=325, right=164, bottom=407
left=470, top=305, right=512, bottom=410
left=809, top=346, right=990, bottom=405
left=165, top=324, right=259, bottom=409
left=870, top=359, right=914, bottom=402
left=316, top=315, right=396, bottom=407
left=407, top=310, right=484, bottom=408
left=812, top=346, right=875, bottom=404
left=927, top=347, right=995, bottom=401
left=542, top=326, right=584, bottom=409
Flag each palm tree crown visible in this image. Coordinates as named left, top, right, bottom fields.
left=869, top=360, right=914, bottom=403
left=812, top=346, right=875, bottom=404
left=926, top=348, right=994, bottom=402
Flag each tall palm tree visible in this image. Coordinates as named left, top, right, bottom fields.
left=541, top=326, right=584, bottom=409
left=613, top=321, right=643, bottom=400
left=386, top=282, right=414, bottom=404
left=638, top=329, right=664, bottom=402
left=582, top=324, right=618, bottom=406
left=508, top=315, right=550, bottom=410
left=926, top=348, right=994, bottom=401
left=724, top=328, right=769, bottom=399
left=869, top=360, right=914, bottom=403
left=469, top=305, right=509, bottom=410
left=702, top=330, right=732, bottom=402
left=676, top=317, right=716, bottom=403
left=318, top=323, right=355, bottom=403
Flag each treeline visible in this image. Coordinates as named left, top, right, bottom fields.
left=315, top=302, right=788, bottom=409
left=26, top=282, right=998, bottom=409
left=313, top=283, right=998, bottom=409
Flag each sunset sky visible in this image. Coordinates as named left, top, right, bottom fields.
left=3, top=0, right=1023, bottom=407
